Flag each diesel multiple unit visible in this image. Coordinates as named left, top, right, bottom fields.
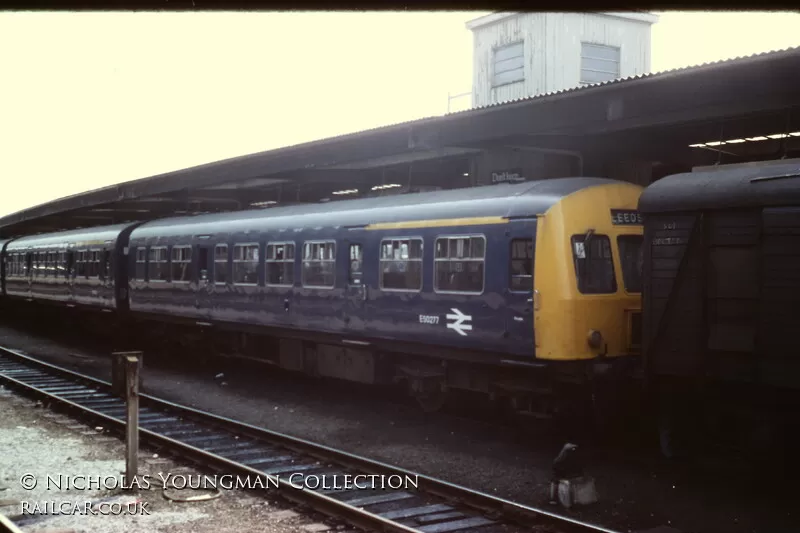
left=0, top=178, right=644, bottom=416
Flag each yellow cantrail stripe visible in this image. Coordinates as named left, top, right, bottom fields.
left=365, top=216, right=507, bottom=231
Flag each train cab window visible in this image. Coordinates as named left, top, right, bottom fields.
left=148, top=247, right=169, bottom=281
left=571, top=233, right=617, bottom=294
left=348, top=244, right=363, bottom=285
left=434, top=235, right=485, bottom=294
left=233, top=244, right=259, bottom=285
left=135, top=248, right=147, bottom=280
left=266, top=243, right=295, bottom=286
left=171, top=246, right=192, bottom=283
left=214, top=244, right=228, bottom=284
left=510, top=239, right=534, bottom=292
left=617, top=235, right=643, bottom=293
left=302, top=241, right=335, bottom=289
left=380, top=238, right=423, bottom=291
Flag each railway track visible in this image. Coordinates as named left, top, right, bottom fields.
left=0, top=346, right=619, bottom=533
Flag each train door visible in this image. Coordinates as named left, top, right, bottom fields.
left=344, top=242, right=366, bottom=331
left=195, top=244, right=213, bottom=319
left=101, top=249, right=113, bottom=299
left=65, top=250, right=75, bottom=302
left=25, top=252, right=32, bottom=297
left=506, top=227, right=536, bottom=348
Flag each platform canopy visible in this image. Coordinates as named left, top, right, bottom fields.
left=2, top=46, right=800, bottom=238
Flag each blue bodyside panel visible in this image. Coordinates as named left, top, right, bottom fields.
left=128, top=220, right=537, bottom=358
left=127, top=178, right=619, bottom=359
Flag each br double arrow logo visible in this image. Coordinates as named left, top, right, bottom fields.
left=446, top=308, right=473, bottom=336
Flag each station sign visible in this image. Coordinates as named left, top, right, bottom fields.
left=491, top=168, right=526, bottom=184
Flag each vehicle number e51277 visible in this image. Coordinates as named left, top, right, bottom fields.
left=419, top=315, right=439, bottom=324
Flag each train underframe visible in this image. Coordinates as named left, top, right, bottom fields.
left=0, top=300, right=641, bottom=435
left=124, top=313, right=642, bottom=434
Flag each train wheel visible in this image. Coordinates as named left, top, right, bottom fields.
left=407, top=377, right=449, bottom=413
left=414, top=389, right=448, bottom=413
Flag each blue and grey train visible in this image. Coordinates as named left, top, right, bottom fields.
left=0, top=178, right=645, bottom=414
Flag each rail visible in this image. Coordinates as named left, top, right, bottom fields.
left=0, top=346, right=620, bottom=533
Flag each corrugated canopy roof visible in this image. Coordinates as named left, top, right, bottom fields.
left=2, top=45, right=800, bottom=238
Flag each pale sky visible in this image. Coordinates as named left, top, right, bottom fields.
left=1, top=10, right=800, bottom=219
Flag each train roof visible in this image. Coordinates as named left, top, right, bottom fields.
left=6, top=223, right=137, bottom=251
left=639, top=162, right=800, bottom=214
left=130, top=177, right=626, bottom=239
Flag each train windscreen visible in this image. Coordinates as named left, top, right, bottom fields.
left=571, top=233, right=617, bottom=294
left=617, top=235, right=643, bottom=293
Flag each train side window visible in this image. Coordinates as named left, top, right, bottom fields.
left=148, top=247, right=168, bottom=281
left=434, top=235, right=486, bottom=294
left=233, top=243, right=259, bottom=285
left=380, top=238, right=423, bottom=291
left=214, top=244, right=228, bottom=284
left=510, top=238, right=534, bottom=291
left=617, top=235, right=643, bottom=293
left=571, top=234, right=617, bottom=294
left=88, top=250, right=101, bottom=279
left=266, top=242, right=295, bottom=286
left=75, top=250, right=87, bottom=279
left=348, top=244, right=363, bottom=285
left=171, top=246, right=192, bottom=283
left=57, top=252, right=66, bottom=278
left=135, top=248, right=147, bottom=280
left=302, top=241, right=335, bottom=289
left=33, top=252, right=41, bottom=278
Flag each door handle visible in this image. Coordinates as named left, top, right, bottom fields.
left=362, top=285, right=368, bottom=301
